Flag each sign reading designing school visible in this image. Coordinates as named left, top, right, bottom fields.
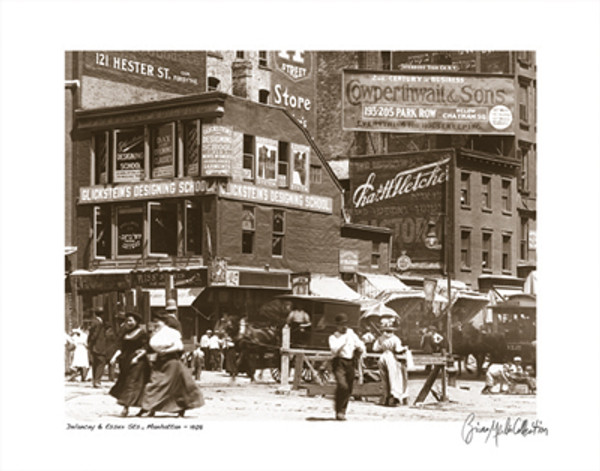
left=349, top=150, right=452, bottom=263
left=343, top=71, right=515, bottom=134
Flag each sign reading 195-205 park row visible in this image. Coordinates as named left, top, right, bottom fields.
left=343, top=70, right=515, bottom=134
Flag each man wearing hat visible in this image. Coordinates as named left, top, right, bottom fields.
left=164, top=299, right=182, bottom=334
left=88, top=306, right=109, bottom=388
left=328, top=313, right=365, bottom=420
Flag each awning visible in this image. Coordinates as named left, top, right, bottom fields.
left=380, top=290, right=426, bottom=319
left=357, top=272, right=410, bottom=298
left=492, top=293, right=536, bottom=314
left=523, top=270, right=537, bottom=295
left=489, top=287, right=524, bottom=305
left=309, top=275, right=363, bottom=302
left=451, top=291, right=490, bottom=324
left=146, top=287, right=205, bottom=307
left=65, top=246, right=78, bottom=256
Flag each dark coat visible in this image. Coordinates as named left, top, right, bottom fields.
left=88, top=318, right=108, bottom=355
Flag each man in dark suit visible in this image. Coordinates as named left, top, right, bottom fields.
left=88, top=306, right=109, bottom=388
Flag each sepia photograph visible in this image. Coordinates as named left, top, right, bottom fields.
left=1, top=2, right=599, bottom=471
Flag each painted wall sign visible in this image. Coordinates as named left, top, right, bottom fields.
left=202, top=125, right=233, bottom=177
left=84, top=51, right=206, bottom=94
left=342, top=71, right=515, bottom=134
left=220, top=182, right=333, bottom=214
left=151, top=123, right=175, bottom=179
left=79, top=178, right=216, bottom=204
left=349, top=150, right=452, bottom=263
left=271, top=51, right=316, bottom=134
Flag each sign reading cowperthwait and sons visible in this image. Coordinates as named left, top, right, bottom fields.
left=343, top=71, right=515, bottom=134
left=349, top=150, right=452, bottom=263
left=84, top=51, right=206, bottom=94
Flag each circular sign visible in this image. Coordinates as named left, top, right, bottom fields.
left=489, top=105, right=513, bottom=130
left=396, top=254, right=412, bottom=271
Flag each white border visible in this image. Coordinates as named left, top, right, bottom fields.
left=1, top=1, right=599, bottom=471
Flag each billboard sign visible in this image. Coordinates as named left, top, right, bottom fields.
left=349, top=150, right=452, bottom=263
left=343, top=70, right=515, bottom=134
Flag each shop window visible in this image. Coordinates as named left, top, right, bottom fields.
left=149, top=201, right=178, bottom=256
left=520, top=218, right=529, bottom=260
left=258, top=89, right=270, bottom=104
left=310, top=165, right=322, bottom=184
left=185, top=201, right=202, bottom=256
left=481, top=231, right=492, bottom=271
left=150, top=123, right=176, bottom=179
left=519, top=82, right=529, bottom=124
left=257, top=140, right=277, bottom=182
left=460, top=172, right=470, bottom=207
left=207, top=76, right=220, bottom=91
left=116, top=206, right=144, bottom=257
left=272, top=210, right=285, bottom=257
left=114, top=128, right=145, bottom=183
left=460, top=229, right=471, bottom=270
left=481, top=175, right=491, bottom=211
left=501, top=179, right=512, bottom=213
left=184, top=120, right=201, bottom=177
left=243, top=134, right=255, bottom=180
left=371, top=241, right=381, bottom=268
left=241, top=206, right=255, bottom=254
left=93, top=131, right=110, bottom=185
left=94, top=206, right=111, bottom=259
left=502, top=234, right=512, bottom=272
left=258, top=51, right=268, bottom=68
left=278, top=142, right=289, bottom=187
left=381, top=51, right=391, bottom=70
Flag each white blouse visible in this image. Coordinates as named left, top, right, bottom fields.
left=150, top=325, right=183, bottom=353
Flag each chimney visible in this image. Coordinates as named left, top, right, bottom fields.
left=231, top=59, right=253, bottom=99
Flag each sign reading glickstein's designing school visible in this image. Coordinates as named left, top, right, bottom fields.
left=343, top=70, right=515, bottom=134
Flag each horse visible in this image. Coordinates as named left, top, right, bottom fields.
left=452, top=324, right=509, bottom=377
left=221, top=314, right=282, bottom=382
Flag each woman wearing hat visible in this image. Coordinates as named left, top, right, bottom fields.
left=140, top=312, right=204, bottom=417
left=109, top=312, right=150, bottom=417
left=373, top=318, right=409, bottom=406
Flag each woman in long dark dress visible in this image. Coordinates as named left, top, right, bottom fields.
left=141, top=313, right=204, bottom=417
left=109, top=312, right=150, bottom=417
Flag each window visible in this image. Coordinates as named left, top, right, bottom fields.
left=520, top=218, right=529, bottom=260
left=241, top=206, right=255, bottom=254
left=278, top=142, right=289, bottom=187
left=310, top=165, right=322, bottom=184
left=184, top=120, right=201, bottom=177
left=460, top=229, right=471, bottom=270
left=150, top=123, right=176, bottom=179
left=93, top=132, right=109, bottom=184
left=381, top=51, right=391, bottom=70
left=502, top=234, right=512, bottom=272
left=185, top=201, right=202, bottom=256
left=114, top=128, right=145, bottom=182
left=149, top=201, right=178, bottom=256
left=292, top=146, right=308, bottom=189
left=519, top=82, right=529, bottom=124
left=460, top=172, right=470, bottom=207
left=272, top=210, right=285, bottom=257
left=481, top=175, right=491, bottom=211
left=94, top=206, right=111, bottom=258
left=482, top=231, right=492, bottom=271
left=257, top=141, right=277, bottom=181
left=501, top=179, right=512, bottom=213
left=258, top=89, right=270, bottom=104
left=116, top=206, right=144, bottom=257
left=207, top=76, right=220, bottom=91
left=243, top=135, right=255, bottom=180
left=518, top=144, right=530, bottom=192
left=236, top=51, right=245, bottom=59
left=258, top=51, right=268, bottom=68
left=371, top=241, right=381, bottom=268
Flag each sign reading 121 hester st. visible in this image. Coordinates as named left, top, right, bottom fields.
left=343, top=70, right=515, bottom=134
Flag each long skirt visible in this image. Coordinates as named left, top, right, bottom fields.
left=142, top=354, right=204, bottom=413
left=109, top=357, right=150, bottom=407
left=378, top=351, right=408, bottom=404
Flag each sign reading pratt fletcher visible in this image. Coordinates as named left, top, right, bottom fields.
left=220, top=182, right=333, bottom=214
left=343, top=71, right=515, bottom=134
left=202, top=125, right=233, bottom=177
left=84, top=51, right=205, bottom=94
left=350, top=150, right=452, bottom=263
